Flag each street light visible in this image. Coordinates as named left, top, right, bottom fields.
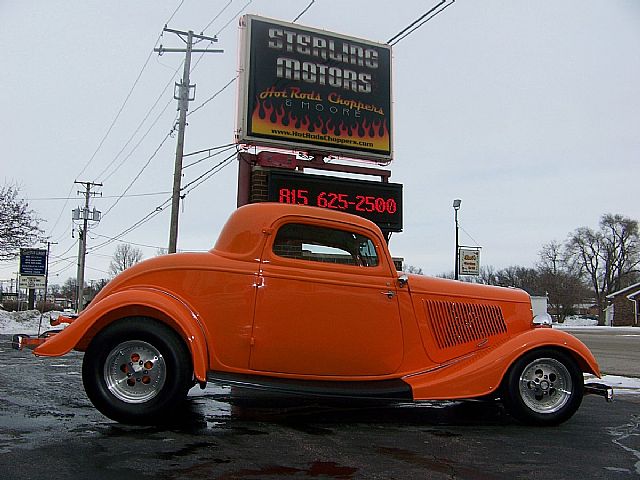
left=453, top=199, right=461, bottom=280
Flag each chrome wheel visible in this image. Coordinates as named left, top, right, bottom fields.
left=104, top=340, right=166, bottom=404
left=518, top=357, right=572, bottom=414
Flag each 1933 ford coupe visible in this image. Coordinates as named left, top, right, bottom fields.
left=13, top=203, right=612, bottom=425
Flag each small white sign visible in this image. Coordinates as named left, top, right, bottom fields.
left=19, top=275, right=46, bottom=289
left=459, top=248, right=480, bottom=276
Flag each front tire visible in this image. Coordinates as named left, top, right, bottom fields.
left=503, top=348, right=583, bottom=426
left=82, top=317, right=192, bottom=424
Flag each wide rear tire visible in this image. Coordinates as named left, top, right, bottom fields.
left=82, top=317, right=192, bottom=424
left=503, top=348, right=583, bottom=426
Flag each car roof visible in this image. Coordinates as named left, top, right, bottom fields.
left=213, top=203, right=383, bottom=258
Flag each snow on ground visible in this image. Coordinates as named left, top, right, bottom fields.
left=0, top=309, right=63, bottom=334
left=586, top=374, right=640, bottom=396
left=559, top=315, right=599, bottom=327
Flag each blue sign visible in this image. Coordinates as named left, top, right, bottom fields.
left=19, top=248, right=47, bottom=276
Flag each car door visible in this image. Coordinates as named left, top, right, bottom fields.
left=249, top=219, right=403, bottom=376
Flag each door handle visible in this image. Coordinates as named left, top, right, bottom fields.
left=381, top=290, right=396, bottom=299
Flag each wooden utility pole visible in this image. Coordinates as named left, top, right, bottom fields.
left=74, top=181, right=102, bottom=311
left=154, top=27, right=223, bottom=253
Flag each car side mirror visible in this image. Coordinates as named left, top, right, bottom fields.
left=398, top=274, right=409, bottom=288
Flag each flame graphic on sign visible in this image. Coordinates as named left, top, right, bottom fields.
left=250, top=99, right=390, bottom=152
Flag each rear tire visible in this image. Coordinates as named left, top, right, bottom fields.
left=503, top=348, right=583, bottom=426
left=82, top=317, right=192, bottom=424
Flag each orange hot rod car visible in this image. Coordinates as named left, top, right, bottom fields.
left=13, top=203, right=612, bottom=425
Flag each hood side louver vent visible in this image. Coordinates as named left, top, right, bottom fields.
left=424, top=300, right=507, bottom=350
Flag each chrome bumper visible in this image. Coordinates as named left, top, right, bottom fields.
left=584, top=382, right=614, bottom=402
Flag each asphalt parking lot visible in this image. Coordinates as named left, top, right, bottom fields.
left=1, top=334, right=639, bottom=479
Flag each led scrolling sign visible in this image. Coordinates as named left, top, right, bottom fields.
left=268, top=171, right=403, bottom=232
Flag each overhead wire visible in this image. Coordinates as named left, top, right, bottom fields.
left=293, top=0, right=315, bottom=23
left=26, top=192, right=171, bottom=201
left=183, top=144, right=237, bottom=169
left=181, top=149, right=239, bottom=193
left=188, top=75, right=238, bottom=117
left=190, top=0, right=253, bottom=74
left=100, top=120, right=177, bottom=219
left=200, top=0, right=234, bottom=34
left=87, top=196, right=172, bottom=254
left=73, top=0, right=436, bottom=261
left=387, top=0, right=455, bottom=46
left=92, top=233, right=165, bottom=251
left=95, top=60, right=184, bottom=183
left=46, top=0, right=186, bottom=240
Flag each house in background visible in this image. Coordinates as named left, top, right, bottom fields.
left=605, top=282, right=640, bottom=327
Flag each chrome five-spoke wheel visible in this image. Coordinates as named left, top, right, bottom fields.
left=504, top=348, right=583, bottom=426
left=82, top=317, right=192, bottom=424
left=104, top=340, right=167, bottom=403
left=518, top=357, right=572, bottom=414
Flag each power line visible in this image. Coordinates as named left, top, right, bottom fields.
left=87, top=151, right=237, bottom=255
left=47, top=2, right=186, bottom=241
left=26, top=191, right=171, bottom=201
left=93, top=233, right=165, bottom=250
left=183, top=144, right=237, bottom=169
left=293, top=0, right=315, bottom=23
left=95, top=62, right=183, bottom=183
left=188, top=75, right=238, bottom=117
left=184, top=143, right=236, bottom=157
left=190, top=0, right=253, bottom=74
left=187, top=0, right=316, bottom=119
left=165, top=0, right=186, bottom=25
left=215, top=0, right=253, bottom=37
left=200, top=0, right=234, bottom=34
left=181, top=149, right=238, bottom=192
left=387, top=0, right=455, bottom=46
left=88, top=197, right=172, bottom=254
left=101, top=124, right=176, bottom=219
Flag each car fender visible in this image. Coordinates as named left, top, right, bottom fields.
left=404, top=328, right=600, bottom=400
left=34, top=287, right=209, bottom=383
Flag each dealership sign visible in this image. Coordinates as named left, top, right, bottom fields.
left=237, top=15, right=393, bottom=162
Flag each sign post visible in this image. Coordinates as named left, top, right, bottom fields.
left=19, top=248, right=47, bottom=310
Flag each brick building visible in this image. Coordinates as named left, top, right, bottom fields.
left=605, top=282, right=640, bottom=327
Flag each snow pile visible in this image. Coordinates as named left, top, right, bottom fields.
left=0, top=309, right=62, bottom=334
left=557, top=315, right=599, bottom=327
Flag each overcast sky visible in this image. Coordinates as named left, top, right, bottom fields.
left=1, top=0, right=639, bottom=286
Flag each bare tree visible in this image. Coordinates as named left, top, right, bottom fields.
left=0, top=183, right=45, bottom=260
left=538, top=241, right=590, bottom=322
left=402, top=264, right=423, bottom=275
left=566, top=214, right=639, bottom=324
left=109, top=244, right=144, bottom=277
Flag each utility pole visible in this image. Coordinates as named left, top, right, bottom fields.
left=155, top=27, right=223, bottom=253
left=73, top=181, right=102, bottom=312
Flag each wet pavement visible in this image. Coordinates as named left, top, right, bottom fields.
left=1, top=334, right=639, bottom=479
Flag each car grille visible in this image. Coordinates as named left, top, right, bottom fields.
left=424, top=300, right=507, bottom=350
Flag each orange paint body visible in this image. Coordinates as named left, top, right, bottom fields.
left=33, top=203, right=600, bottom=400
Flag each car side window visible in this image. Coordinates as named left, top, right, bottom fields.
left=272, top=223, right=379, bottom=267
